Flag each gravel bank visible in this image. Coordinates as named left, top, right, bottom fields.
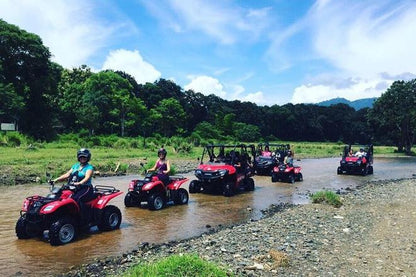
left=61, top=178, right=416, bottom=277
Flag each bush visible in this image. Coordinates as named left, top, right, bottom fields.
left=125, top=254, right=230, bottom=277
left=310, top=190, right=342, bottom=207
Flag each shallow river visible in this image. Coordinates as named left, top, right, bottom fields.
left=1, top=157, right=415, bottom=276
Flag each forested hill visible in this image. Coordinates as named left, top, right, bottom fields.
left=317, top=97, right=377, bottom=110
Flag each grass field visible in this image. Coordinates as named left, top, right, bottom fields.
left=0, top=141, right=399, bottom=185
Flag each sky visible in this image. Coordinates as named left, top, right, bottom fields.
left=1, top=0, right=416, bottom=106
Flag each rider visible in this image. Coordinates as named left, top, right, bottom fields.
left=148, top=148, right=171, bottom=186
left=284, top=150, right=294, bottom=166
left=54, top=148, right=94, bottom=223
left=261, top=145, right=272, bottom=157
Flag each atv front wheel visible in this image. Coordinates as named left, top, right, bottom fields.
left=49, top=217, right=77, bottom=246
left=296, top=173, right=303, bottom=181
left=16, top=217, right=41, bottom=239
left=288, top=174, right=295, bottom=184
left=124, top=192, right=139, bottom=207
left=271, top=173, right=278, bottom=182
left=174, top=188, right=189, bottom=205
left=98, top=205, right=122, bottom=231
left=148, top=194, right=165, bottom=210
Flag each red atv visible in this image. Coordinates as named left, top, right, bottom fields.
left=16, top=177, right=123, bottom=246
left=271, top=163, right=303, bottom=183
left=337, top=144, right=374, bottom=175
left=124, top=169, right=189, bottom=210
left=189, top=144, right=255, bottom=197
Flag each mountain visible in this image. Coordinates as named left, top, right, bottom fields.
left=317, top=97, right=377, bottom=110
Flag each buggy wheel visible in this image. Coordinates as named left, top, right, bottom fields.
left=361, top=167, right=368, bottom=176
left=49, top=217, right=77, bottom=246
left=16, top=217, right=41, bottom=239
left=245, top=178, right=255, bottom=191
left=124, top=192, right=139, bottom=207
left=189, top=180, right=201, bottom=193
left=271, top=173, right=278, bottom=183
left=337, top=167, right=342, bottom=175
left=223, top=182, right=234, bottom=197
left=369, top=166, right=374, bottom=174
left=98, top=205, right=122, bottom=231
left=148, top=193, right=165, bottom=210
left=174, top=188, right=189, bottom=205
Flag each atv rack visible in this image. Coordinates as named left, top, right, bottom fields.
left=94, top=185, right=119, bottom=194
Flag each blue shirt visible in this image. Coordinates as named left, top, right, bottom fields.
left=70, top=162, right=94, bottom=186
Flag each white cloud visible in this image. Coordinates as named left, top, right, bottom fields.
left=185, top=76, right=227, bottom=98
left=242, top=91, right=265, bottom=105
left=0, top=0, right=136, bottom=68
left=143, top=0, right=272, bottom=44
left=291, top=77, right=393, bottom=104
left=102, top=49, right=161, bottom=84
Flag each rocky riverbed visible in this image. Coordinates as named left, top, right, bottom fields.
left=61, top=177, right=416, bottom=276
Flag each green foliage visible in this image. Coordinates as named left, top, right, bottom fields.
left=310, top=191, right=342, bottom=207
left=124, top=254, right=230, bottom=277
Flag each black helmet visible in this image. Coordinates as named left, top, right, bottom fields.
left=77, top=148, right=91, bottom=162
left=157, top=148, right=167, bottom=157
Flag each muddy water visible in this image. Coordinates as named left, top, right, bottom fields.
left=1, top=157, right=415, bottom=276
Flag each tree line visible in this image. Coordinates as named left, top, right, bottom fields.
left=1, top=19, right=415, bottom=153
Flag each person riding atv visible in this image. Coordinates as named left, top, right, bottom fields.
left=271, top=147, right=303, bottom=183
left=189, top=144, right=256, bottom=197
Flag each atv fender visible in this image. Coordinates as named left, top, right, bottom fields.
left=40, top=198, right=79, bottom=214
left=141, top=180, right=164, bottom=192
left=93, top=191, right=123, bottom=209
left=166, top=178, right=189, bottom=190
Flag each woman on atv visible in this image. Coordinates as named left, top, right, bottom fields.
left=147, top=148, right=171, bottom=186
left=53, top=148, right=94, bottom=223
left=284, top=150, right=294, bottom=166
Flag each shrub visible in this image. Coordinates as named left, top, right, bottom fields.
left=125, top=254, right=230, bottom=277
left=310, top=190, right=342, bottom=207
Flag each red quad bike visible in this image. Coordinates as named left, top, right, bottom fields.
left=253, top=143, right=290, bottom=175
left=271, top=146, right=303, bottom=183
left=189, top=144, right=256, bottom=197
left=337, top=144, right=374, bottom=176
left=124, top=167, right=189, bottom=210
left=16, top=176, right=123, bottom=246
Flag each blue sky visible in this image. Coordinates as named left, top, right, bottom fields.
left=1, top=0, right=416, bottom=105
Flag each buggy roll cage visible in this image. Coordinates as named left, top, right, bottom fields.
left=200, top=144, right=256, bottom=165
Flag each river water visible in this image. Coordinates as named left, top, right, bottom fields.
left=1, top=157, right=415, bottom=276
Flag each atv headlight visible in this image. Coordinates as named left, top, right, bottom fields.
left=43, top=205, right=55, bottom=212
left=218, top=169, right=228, bottom=176
left=195, top=169, right=203, bottom=177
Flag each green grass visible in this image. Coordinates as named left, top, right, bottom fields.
left=310, top=190, right=343, bottom=207
left=122, top=254, right=231, bottom=277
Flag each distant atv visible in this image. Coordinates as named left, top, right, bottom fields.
left=253, top=143, right=290, bottom=175
left=189, top=144, right=255, bottom=197
left=124, top=169, right=189, bottom=210
left=271, top=163, right=303, bottom=183
left=337, top=144, right=374, bottom=176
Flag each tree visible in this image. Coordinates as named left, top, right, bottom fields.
left=0, top=19, right=60, bottom=139
left=368, top=80, right=416, bottom=154
left=233, top=122, right=261, bottom=142
left=153, top=98, right=186, bottom=137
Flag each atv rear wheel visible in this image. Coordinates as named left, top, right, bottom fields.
left=16, top=217, right=41, bottom=239
left=98, top=205, right=122, bottom=231
left=288, top=174, right=295, bottom=184
left=124, top=192, right=139, bottom=207
left=148, top=193, right=165, bottom=210
left=188, top=180, right=201, bottom=193
left=245, top=178, right=255, bottom=191
left=174, top=188, right=189, bottom=205
left=49, top=217, right=77, bottom=246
